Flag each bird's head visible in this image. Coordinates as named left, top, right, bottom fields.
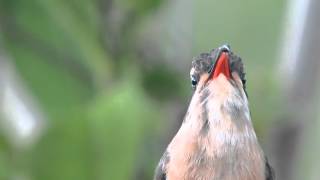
left=190, top=45, right=246, bottom=98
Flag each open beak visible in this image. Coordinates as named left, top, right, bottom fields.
left=208, top=45, right=231, bottom=80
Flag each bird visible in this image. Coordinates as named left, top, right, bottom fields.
left=154, top=45, right=274, bottom=180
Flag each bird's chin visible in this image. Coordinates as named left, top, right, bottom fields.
left=204, top=72, right=245, bottom=99
left=210, top=74, right=231, bottom=86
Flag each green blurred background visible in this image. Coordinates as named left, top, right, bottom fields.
left=0, top=0, right=319, bottom=179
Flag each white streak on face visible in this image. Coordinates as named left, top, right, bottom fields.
left=190, top=67, right=196, bottom=81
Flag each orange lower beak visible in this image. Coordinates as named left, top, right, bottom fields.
left=210, top=52, right=231, bottom=79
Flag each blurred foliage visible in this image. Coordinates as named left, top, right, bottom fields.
left=29, top=78, right=160, bottom=180
left=0, top=0, right=168, bottom=179
left=118, top=0, right=163, bottom=16
left=0, top=0, right=286, bottom=179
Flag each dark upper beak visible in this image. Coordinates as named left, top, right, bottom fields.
left=208, top=44, right=232, bottom=80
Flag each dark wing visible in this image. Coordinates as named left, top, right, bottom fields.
left=265, top=157, right=275, bottom=180
left=154, top=151, right=170, bottom=180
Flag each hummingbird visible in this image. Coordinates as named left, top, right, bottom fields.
left=154, top=45, right=274, bottom=180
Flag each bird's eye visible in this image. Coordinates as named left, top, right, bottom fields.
left=191, top=76, right=198, bottom=89
left=190, top=68, right=198, bottom=89
left=191, top=79, right=197, bottom=86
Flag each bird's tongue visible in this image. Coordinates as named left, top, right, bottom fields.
left=211, top=52, right=231, bottom=79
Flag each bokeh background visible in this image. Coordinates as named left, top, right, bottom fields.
left=0, top=0, right=319, bottom=179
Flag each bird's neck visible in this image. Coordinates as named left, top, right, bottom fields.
left=187, top=76, right=257, bottom=145
left=198, top=82, right=258, bottom=151
left=166, top=76, right=266, bottom=179
left=191, top=75, right=252, bottom=128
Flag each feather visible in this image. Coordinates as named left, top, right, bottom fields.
left=154, top=151, right=170, bottom=180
